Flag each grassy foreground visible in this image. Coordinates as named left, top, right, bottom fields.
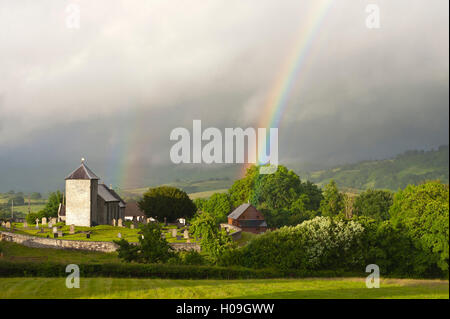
left=0, top=277, right=447, bottom=299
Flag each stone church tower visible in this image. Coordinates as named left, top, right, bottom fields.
left=65, top=159, right=99, bottom=227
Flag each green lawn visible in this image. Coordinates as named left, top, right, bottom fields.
left=7, top=223, right=196, bottom=243
left=0, top=277, right=447, bottom=299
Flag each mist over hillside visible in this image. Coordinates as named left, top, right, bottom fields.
left=300, top=145, right=449, bottom=191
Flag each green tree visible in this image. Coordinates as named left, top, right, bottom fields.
left=138, top=186, right=196, bottom=222
left=41, top=191, right=63, bottom=218
left=115, top=223, right=174, bottom=263
left=194, top=193, right=231, bottom=223
left=353, top=189, right=393, bottom=221
left=190, top=212, right=234, bottom=262
left=320, top=180, right=345, bottom=217
left=390, top=181, right=449, bottom=273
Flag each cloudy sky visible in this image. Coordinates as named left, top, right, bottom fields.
left=0, top=0, right=448, bottom=192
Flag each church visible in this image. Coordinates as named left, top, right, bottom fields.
left=64, top=159, right=126, bottom=227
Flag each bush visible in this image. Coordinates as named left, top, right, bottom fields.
left=219, top=216, right=365, bottom=271
left=0, top=261, right=363, bottom=279
left=114, top=223, right=174, bottom=263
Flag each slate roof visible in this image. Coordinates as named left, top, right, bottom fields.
left=97, top=184, right=120, bottom=202
left=108, top=188, right=126, bottom=207
left=228, top=203, right=251, bottom=219
left=65, top=163, right=100, bottom=180
left=238, top=219, right=267, bottom=228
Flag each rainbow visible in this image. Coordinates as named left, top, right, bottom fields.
left=109, top=1, right=335, bottom=188
left=241, top=0, right=335, bottom=177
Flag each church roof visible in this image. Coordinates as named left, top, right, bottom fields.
left=65, top=163, right=99, bottom=180
left=108, top=188, right=126, bottom=207
left=98, top=184, right=120, bottom=202
left=228, top=203, right=251, bottom=219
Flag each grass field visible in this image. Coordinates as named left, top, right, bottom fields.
left=0, top=277, right=447, bottom=299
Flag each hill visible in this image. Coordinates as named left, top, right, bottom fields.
left=301, top=145, right=449, bottom=191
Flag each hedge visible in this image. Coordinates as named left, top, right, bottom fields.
left=0, top=261, right=363, bottom=279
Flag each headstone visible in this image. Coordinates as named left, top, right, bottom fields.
left=23, top=221, right=28, bottom=229
left=164, top=217, right=167, bottom=226
left=117, top=232, right=122, bottom=239
left=48, top=222, right=53, bottom=229
left=176, top=235, right=182, bottom=241
left=51, top=217, right=57, bottom=224
left=112, top=219, right=116, bottom=227
left=186, top=238, right=191, bottom=243
left=1, top=221, right=5, bottom=227
left=35, top=218, right=39, bottom=229
left=171, top=229, right=177, bottom=237
left=58, top=231, right=63, bottom=237
left=118, top=219, right=123, bottom=227
left=41, top=217, right=47, bottom=225
left=183, top=229, right=189, bottom=239
left=69, top=224, right=75, bottom=234
left=5, top=221, right=11, bottom=229
left=130, top=223, right=135, bottom=229
left=53, top=233, right=58, bottom=238
left=52, top=226, right=58, bottom=234
left=147, top=218, right=151, bottom=224
left=86, top=232, right=90, bottom=239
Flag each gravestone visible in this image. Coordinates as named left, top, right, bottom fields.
left=51, top=218, right=57, bottom=224
left=183, top=229, right=189, bottom=239
left=35, top=218, right=39, bottom=229
left=52, top=226, right=58, bottom=234
left=5, top=221, right=11, bottom=229
left=130, top=223, right=135, bottom=229
left=48, top=222, right=53, bottom=229
left=23, top=221, right=28, bottom=229
left=69, top=224, right=75, bottom=234
left=1, top=221, right=5, bottom=227
left=147, top=218, right=151, bottom=224
left=117, top=232, right=122, bottom=239
left=58, top=231, right=63, bottom=237
left=176, top=235, right=182, bottom=241
left=41, top=217, right=47, bottom=225
left=186, top=238, right=191, bottom=243
left=112, top=219, right=116, bottom=227
left=86, top=232, right=91, bottom=239
left=171, top=229, right=177, bottom=237
left=164, top=217, right=167, bottom=226
left=118, top=219, right=123, bottom=227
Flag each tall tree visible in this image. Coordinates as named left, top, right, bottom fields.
left=320, top=180, right=345, bottom=217
left=353, top=189, right=393, bottom=221
left=138, top=186, right=196, bottom=222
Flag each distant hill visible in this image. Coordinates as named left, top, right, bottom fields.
left=301, top=145, right=449, bottom=191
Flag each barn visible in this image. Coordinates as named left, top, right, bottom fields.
left=227, top=203, right=267, bottom=234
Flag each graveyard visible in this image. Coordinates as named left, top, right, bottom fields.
left=1, top=219, right=197, bottom=244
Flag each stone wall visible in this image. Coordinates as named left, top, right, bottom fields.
left=220, top=223, right=242, bottom=241
left=0, top=230, right=200, bottom=253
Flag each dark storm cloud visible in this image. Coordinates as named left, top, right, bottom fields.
left=0, top=0, right=448, bottom=191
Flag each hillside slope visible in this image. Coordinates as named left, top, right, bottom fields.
left=302, top=145, right=449, bottom=191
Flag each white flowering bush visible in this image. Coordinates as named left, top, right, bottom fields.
left=219, top=216, right=366, bottom=271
